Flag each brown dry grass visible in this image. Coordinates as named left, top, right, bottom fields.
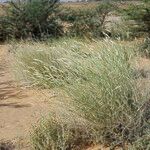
left=61, top=2, right=98, bottom=10
left=60, top=1, right=142, bottom=11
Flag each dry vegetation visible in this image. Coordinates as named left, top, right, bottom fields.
left=61, top=1, right=142, bottom=10
left=61, top=2, right=99, bottom=10
left=11, top=38, right=150, bottom=150
left=0, top=0, right=150, bottom=150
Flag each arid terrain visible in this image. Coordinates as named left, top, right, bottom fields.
left=0, top=0, right=149, bottom=149
left=0, top=43, right=150, bottom=150
left=0, top=45, right=53, bottom=149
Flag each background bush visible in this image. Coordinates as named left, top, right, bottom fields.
left=110, top=18, right=132, bottom=40
left=0, top=0, right=63, bottom=41
left=120, top=2, right=150, bottom=38
left=59, top=3, right=115, bottom=38
left=1, top=0, right=149, bottom=41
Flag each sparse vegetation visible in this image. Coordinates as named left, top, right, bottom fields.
left=0, top=0, right=150, bottom=149
left=60, top=3, right=115, bottom=38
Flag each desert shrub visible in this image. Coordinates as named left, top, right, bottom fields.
left=59, top=3, right=115, bottom=38
left=120, top=3, right=150, bottom=38
left=13, top=41, right=134, bottom=132
left=124, top=1, right=150, bottom=57
left=12, top=39, right=135, bottom=88
left=110, top=18, right=133, bottom=40
left=57, top=8, right=77, bottom=23
left=0, top=0, right=63, bottom=41
left=0, top=16, right=12, bottom=42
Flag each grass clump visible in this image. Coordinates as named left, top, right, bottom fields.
left=31, top=116, right=95, bottom=150
left=12, top=39, right=92, bottom=88
left=139, top=37, right=150, bottom=58
left=129, top=134, right=150, bottom=150
left=12, top=39, right=149, bottom=149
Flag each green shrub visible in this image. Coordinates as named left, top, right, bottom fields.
left=0, top=140, right=15, bottom=150
left=120, top=3, right=150, bottom=37
left=57, top=8, right=77, bottom=23
left=0, top=0, right=63, bottom=41
left=0, top=16, right=12, bottom=42
left=59, top=3, right=115, bottom=38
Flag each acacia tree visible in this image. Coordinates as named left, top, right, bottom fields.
left=0, top=0, right=63, bottom=41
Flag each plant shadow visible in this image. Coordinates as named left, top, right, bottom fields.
left=0, top=81, right=27, bottom=100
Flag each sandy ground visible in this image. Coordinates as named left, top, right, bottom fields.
left=0, top=45, right=54, bottom=149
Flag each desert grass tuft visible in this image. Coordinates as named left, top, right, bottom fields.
left=11, top=38, right=149, bottom=149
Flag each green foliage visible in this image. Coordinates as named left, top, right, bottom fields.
left=60, top=3, right=115, bottom=38
left=58, top=8, right=77, bottom=23
left=0, top=16, right=12, bottom=41
left=120, top=3, right=150, bottom=37
left=0, top=0, right=63, bottom=41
